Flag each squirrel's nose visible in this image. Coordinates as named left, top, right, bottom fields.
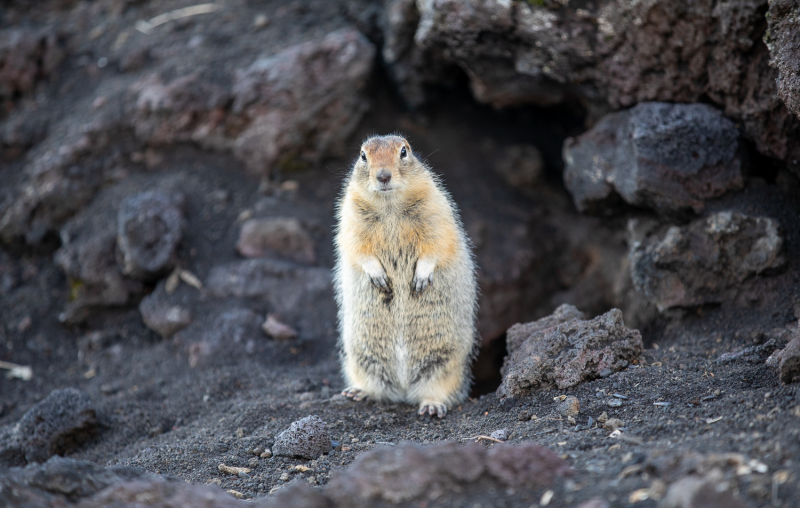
left=376, top=169, right=392, bottom=184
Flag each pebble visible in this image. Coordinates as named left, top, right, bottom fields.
left=279, top=472, right=290, bottom=481
left=597, top=412, right=609, bottom=423
left=252, top=447, right=264, bottom=456
left=260, top=448, right=272, bottom=458
left=518, top=411, right=531, bottom=421
left=218, top=464, right=251, bottom=475
left=604, top=418, right=625, bottom=431
left=248, top=457, right=259, bottom=468
left=490, top=428, right=509, bottom=441
left=607, top=398, right=623, bottom=407
left=559, top=396, right=581, bottom=417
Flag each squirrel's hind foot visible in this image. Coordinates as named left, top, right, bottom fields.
left=342, top=387, right=368, bottom=401
left=418, top=401, right=447, bottom=418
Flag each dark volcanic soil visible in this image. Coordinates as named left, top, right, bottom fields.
left=2, top=1, right=800, bottom=508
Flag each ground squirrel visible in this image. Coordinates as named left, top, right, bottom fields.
left=334, top=134, right=478, bottom=418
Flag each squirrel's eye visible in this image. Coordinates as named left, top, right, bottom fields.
left=400, top=146, right=407, bottom=158
left=361, top=152, right=367, bottom=162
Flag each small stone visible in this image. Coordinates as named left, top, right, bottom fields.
left=279, top=472, right=290, bottom=481
left=252, top=447, right=264, bottom=456
left=236, top=218, right=315, bottom=264
left=518, top=411, right=531, bottom=421
left=117, top=191, right=184, bottom=280
left=139, top=292, right=191, bottom=338
left=597, top=412, right=609, bottom=423
left=273, top=415, right=330, bottom=459
left=253, top=13, right=270, bottom=29
left=236, top=428, right=245, bottom=438
left=559, top=396, right=580, bottom=417
left=604, top=418, right=624, bottom=431
left=607, top=398, right=623, bottom=408
left=248, top=457, right=259, bottom=468
left=218, top=464, right=251, bottom=475
left=262, top=314, right=298, bottom=341
left=260, top=448, right=272, bottom=458
left=490, top=429, right=509, bottom=441
left=768, top=332, right=800, bottom=384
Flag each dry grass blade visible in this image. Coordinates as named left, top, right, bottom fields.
left=136, top=4, right=221, bottom=34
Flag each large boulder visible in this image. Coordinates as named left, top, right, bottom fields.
left=563, top=102, right=744, bottom=216
left=630, top=212, right=786, bottom=311
left=381, top=0, right=800, bottom=165
left=499, top=307, right=643, bottom=397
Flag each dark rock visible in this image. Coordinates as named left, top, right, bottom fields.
left=661, top=469, right=747, bottom=508
left=272, top=416, right=330, bottom=460
left=231, top=28, right=375, bottom=174
left=499, top=308, right=643, bottom=397
left=8, top=456, right=159, bottom=502
left=766, top=0, right=800, bottom=123
left=206, top=259, right=335, bottom=341
left=54, top=230, right=141, bottom=324
left=128, top=71, right=231, bottom=150
left=563, top=102, right=744, bottom=216
left=506, top=304, right=584, bottom=354
left=139, top=291, right=192, bottom=339
left=262, top=315, right=298, bottom=341
left=630, top=212, right=786, bottom=311
left=0, top=85, right=130, bottom=245
left=76, top=479, right=244, bottom=508
left=327, top=442, right=486, bottom=505
left=182, top=308, right=262, bottom=368
left=0, top=475, right=63, bottom=507
left=0, top=28, right=64, bottom=101
left=388, top=0, right=800, bottom=165
left=117, top=191, right=184, bottom=280
left=12, top=388, right=97, bottom=465
left=236, top=218, right=315, bottom=264
left=718, top=328, right=792, bottom=365
left=256, top=481, right=329, bottom=508
left=767, top=329, right=800, bottom=384
left=492, top=144, right=544, bottom=193
left=486, top=443, right=574, bottom=489
left=326, top=441, right=570, bottom=506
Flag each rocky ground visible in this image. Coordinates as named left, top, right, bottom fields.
left=2, top=1, right=800, bottom=507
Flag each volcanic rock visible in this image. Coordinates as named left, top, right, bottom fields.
left=3, top=388, right=97, bottom=465
left=272, top=416, right=330, bottom=460
left=117, top=191, right=184, bottom=280
left=563, top=102, right=744, bottom=216
left=499, top=308, right=643, bottom=397
left=630, top=212, right=786, bottom=311
left=236, top=218, right=315, bottom=264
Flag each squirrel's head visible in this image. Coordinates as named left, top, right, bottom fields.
left=353, top=135, right=422, bottom=195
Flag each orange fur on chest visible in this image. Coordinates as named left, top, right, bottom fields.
left=345, top=187, right=459, bottom=267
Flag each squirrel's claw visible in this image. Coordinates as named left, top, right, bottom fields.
left=369, top=273, right=391, bottom=293
left=418, top=402, right=447, bottom=418
left=413, top=272, right=433, bottom=296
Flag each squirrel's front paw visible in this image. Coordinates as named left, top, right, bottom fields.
left=362, top=258, right=391, bottom=293
left=412, top=259, right=435, bottom=295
